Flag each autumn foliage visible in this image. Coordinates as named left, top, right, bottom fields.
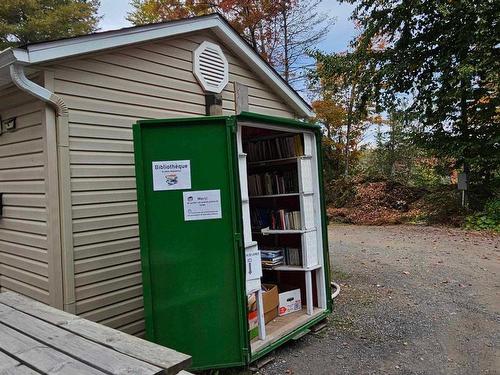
left=128, top=0, right=290, bottom=63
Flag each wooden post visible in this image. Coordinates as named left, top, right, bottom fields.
left=234, top=82, right=249, bottom=114
left=205, top=93, right=223, bottom=116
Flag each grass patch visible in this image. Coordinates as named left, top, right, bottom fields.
left=328, top=313, right=354, bottom=331
left=332, top=268, right=351, bottom=281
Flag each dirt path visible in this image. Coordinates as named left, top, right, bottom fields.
left=258, top=224, right=500, bottom=375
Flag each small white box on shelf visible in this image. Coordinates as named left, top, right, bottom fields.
left=278, top=288, right=302, bottom=316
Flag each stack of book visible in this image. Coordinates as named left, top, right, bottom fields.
left=248, top=171, right=298, bottom=196
left=245, top=134, right=304, bottom=162
left=285, top=247, right=302, bottom=266
left=260, top=248, right=284, bottom=268
left=251, top=208, right=302, bottom=231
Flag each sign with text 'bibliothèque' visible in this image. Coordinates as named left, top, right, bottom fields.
left=152, top=160, right=191, bottom=191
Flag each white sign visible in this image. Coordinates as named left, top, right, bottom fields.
left=183, top=190, right=222, bottom=221
left=245, top=248, right=263, bottom=281
left=152, top=160, right=191, bottom=191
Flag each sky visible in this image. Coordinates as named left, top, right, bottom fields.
left=98, top=1, right=356, bottom=53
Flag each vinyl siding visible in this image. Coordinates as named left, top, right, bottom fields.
left=49, top=31, right=297, bottom=336
left=0, top=85, right=50, bottom=304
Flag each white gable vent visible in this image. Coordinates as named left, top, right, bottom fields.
left=193, top=41, right=229, bottom=93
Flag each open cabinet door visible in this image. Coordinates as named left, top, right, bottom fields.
left=133, top=117, right=247, bottom=370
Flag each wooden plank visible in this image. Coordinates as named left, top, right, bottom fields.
left=0, top=292, right=192, bottom=374
left=0, top=350, right=40, bottom=375
left=251, top=308, right=324, bottom=353
left=0, top=301, right=164, bottom=375
left=235, top=82, right=249, bottom=114
left=0, top=323, right=106, bottom=374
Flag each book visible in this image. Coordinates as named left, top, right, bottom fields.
left=245, top=134, right=304, bottom=162
left=260, top=248, right=285, bottom=268
left=251, top=208, right=302, bottom=231
left=248, top=170, right=298, bottom=196
left=285, top=247, right=302, bottom=266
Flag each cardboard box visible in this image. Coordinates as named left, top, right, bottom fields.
left=262, top=284, right=279, bottom=324
left=278, top=288, right=302, bottom=316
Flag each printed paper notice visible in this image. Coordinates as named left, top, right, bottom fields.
left=183, top=190, right=222, bottom=221
left=152, top=160, right=191, bottom=191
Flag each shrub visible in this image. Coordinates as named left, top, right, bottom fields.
left=464, top=199, right=500, bottom=232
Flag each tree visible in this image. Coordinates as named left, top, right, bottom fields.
left=309, top=34, right=381, bottom=176
left=340, top=0, right=500, bottom=206
left=0, top=0, right=100, bottom=50
left=127, top=0, right=330, bottom=86
left=273, top=0, right=330, bottom=84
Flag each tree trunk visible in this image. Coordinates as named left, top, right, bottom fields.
left=460, top=79, right=470, bottom=209
left=282, top=6, right=290, bottom=82
left=344, top=85, right=356, bottom=177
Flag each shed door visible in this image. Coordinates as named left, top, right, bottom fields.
left=134, top=118, right=247, bottom=369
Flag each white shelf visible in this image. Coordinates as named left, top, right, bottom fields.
left=271, top=264, right=322, bottom=272
left=257, top=227, right=316, bottom=235
left=247, top=156, right=298, bottom=167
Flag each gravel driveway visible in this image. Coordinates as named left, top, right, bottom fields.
left=257, top=224, right=500, bottom=375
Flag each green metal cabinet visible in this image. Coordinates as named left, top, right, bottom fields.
left=133, top=112, right=331, bottom=370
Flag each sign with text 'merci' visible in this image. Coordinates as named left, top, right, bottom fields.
left=152, top=160, right=191, bottom=191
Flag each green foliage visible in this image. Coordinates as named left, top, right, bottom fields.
left=309, top=34, right=381, bottom=177
left=465, top=199, right=500, bottom=231
left=0, top=0, right=100, bottom=49
left=339, top=0, right=500, bottom=202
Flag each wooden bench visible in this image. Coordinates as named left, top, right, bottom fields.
left=0, top=291, right=193, bottom=375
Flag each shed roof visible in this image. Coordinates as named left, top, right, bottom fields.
left=0, top=14, right=313, bottom=117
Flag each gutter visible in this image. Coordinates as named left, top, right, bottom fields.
left=9, top=61, right=75, bottom=312
left=9, top=64, right=68, bottom=116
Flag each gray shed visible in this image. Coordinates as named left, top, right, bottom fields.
left=0, top=14, right=312, bottom=337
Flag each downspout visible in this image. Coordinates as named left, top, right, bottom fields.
left=10, top=63, right=75, bottom=312
left=9, top=64, right=68, bottom=116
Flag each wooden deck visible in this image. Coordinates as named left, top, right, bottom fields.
left=251, top=307, right=325, bottom=353
left=0, top=292, right=193, bottom=375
